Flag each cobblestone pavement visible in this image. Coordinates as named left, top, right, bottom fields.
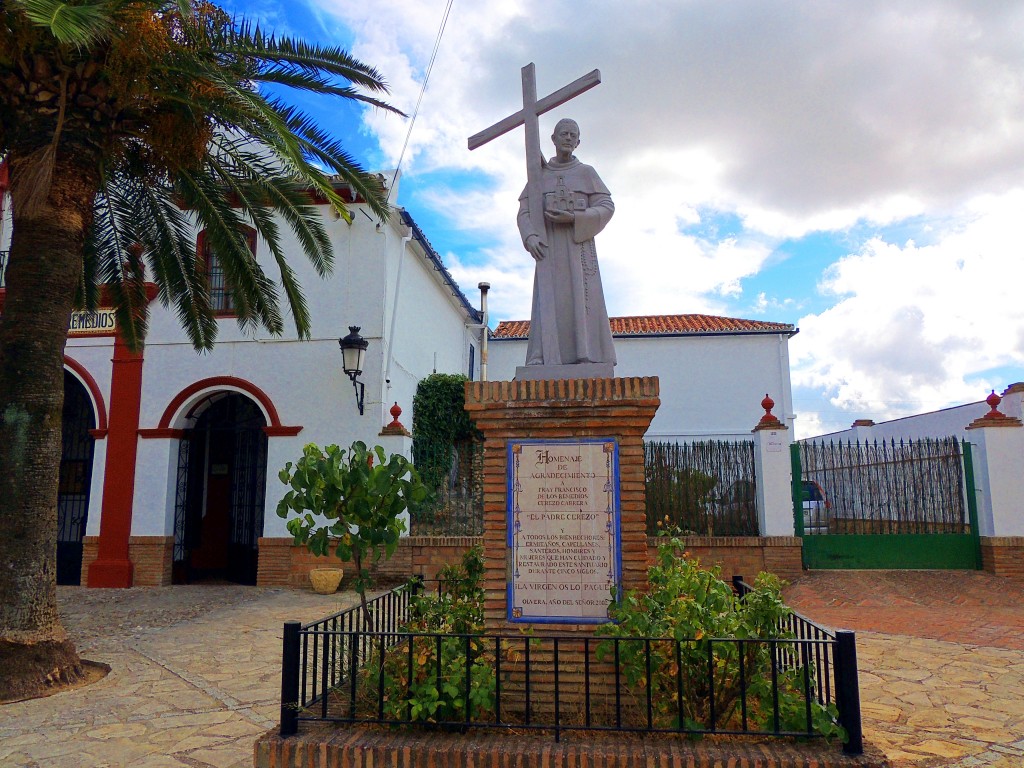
left=2, top=572, right=1022, bottom=767
left=1, top=585, right=359, bottom=768
left=784, top=571, right=1024, bottom=768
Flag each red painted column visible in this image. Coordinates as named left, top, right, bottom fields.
left=87, top=335, right=144, bottom=587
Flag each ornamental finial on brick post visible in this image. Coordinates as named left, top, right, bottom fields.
left=379, top=402, right=411, bottom=436
left=966, top=389, right=1023, bottom=429
left=754, top=393, right=785, bottom=431
left=986, top=390, right=1003, bottom=418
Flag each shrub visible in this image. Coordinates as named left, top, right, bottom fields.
left=365, top=547, right=497, bottom=723
left=597, top=539, right=845, bottom=740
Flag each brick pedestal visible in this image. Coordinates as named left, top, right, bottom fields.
left=464, top=377, right=660, bottom=633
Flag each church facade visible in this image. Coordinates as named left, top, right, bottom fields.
left=2, top=168, right=801, bottom=588
left=0, top=176, right=482, bottom=587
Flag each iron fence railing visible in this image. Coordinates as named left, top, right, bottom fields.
left=282, top=579, right=423, bottom=735
left=644, top=440, right=758, bottom=536
left=406, top=439, right=762, bottom=539
left=798, top=437, right=968, bottom=534
left=410, top=439, right=484, bottom=536
left=280, top=580, right=862, bottom=754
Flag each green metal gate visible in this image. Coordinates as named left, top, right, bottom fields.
left=791, top=438, right=981, bottom=569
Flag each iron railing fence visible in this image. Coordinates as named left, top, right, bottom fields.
left=290, top=578, right=423, bottom=719
left=410, top=439, right=484, bottom=536
left=407, top=439, right=761, bottom=539
left=280, top=581, right=862, bottom=754
left=644, top=440, right=758, bottom=536
left=798, top=437, right=968, bottom=535
left=0, top=250, right=8, bottom=288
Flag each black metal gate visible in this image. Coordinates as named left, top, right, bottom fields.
left=792, top=437, right=981, bottom=569
left=58, top=371, right=96, bottom=585
left=172, top=394, right=268, bottom=584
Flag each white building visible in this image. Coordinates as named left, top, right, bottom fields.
left=803, top=384, right=1024, bottom=443
left=1, top=174, right=482, bottom=587
left=2, top=164, right=803, bottom=587
left=488, top=315, right=798, bottom=441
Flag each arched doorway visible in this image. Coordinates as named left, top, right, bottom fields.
left=172, top=393, right=268, bottom=584
left=58, top=370, right=96, bottom=585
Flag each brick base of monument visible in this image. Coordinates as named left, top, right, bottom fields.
left=464, top=376, right=660, bottom=634
left=255, top=723, right=883, bottom=768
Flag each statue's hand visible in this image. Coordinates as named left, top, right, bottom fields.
left=545, top=210, right=575, bottom=226
left=525, top=234, right=547, bottom=261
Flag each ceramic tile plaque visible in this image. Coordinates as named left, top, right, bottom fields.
left=507, top=439, right=621, bottom=623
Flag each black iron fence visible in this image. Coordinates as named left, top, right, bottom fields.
left=798, top=437, right=968, bottom=534
left=410, top=439, right=484, bottom=536
left=280, top=580, right=862, bottom=754
left=407, top=439, right=761, bottom=538
left=645, top=440, right=758, bottom=536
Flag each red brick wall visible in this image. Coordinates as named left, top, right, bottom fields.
left=82, top=535, right=174, bottom=586
left=255, top=723, right=877, bottom=768
left=981, top=537, right=1024, bottom=579
left=254, top=535, right=804, bottom=590
left=81, top=537, right=98, bottom=585
left=256, top=536, right=482, bottom=589
left=128, top=536, right=173, bottom=585
left=648, top=535, right=803, bottom=583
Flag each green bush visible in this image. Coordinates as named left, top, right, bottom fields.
left=365, top=547, right=496, bottom=723
left=596, top=539, right=845, bottom=740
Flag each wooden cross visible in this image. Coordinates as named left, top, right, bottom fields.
left=468, top=64, right=601, bottom=357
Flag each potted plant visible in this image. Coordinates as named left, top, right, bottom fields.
left=277, top=441, right=427, bottom=621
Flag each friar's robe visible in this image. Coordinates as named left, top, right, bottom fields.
left=517, top=156, right=616, bottom=367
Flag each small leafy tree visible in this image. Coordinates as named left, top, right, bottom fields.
left=277, top=441, right=427, bottom=622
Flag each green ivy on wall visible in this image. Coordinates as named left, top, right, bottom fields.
left=411, top=373, right=478, bottom=446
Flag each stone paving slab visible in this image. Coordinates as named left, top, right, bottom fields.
left=0, top=585, right=359, bottom=768
left=3, top=572, right=1023, bottom=767
left=784, top=570, right=1024, bottom=768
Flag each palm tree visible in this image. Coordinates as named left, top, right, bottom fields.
left=0, top=0, right=403, bottom=700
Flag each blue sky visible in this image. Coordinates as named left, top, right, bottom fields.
left=224, top=0, right=1024, bottom=438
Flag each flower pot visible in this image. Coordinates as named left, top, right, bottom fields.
left=309, top=567, right=344, bottom=594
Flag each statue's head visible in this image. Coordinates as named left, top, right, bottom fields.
left=551, top=118, right=580, bottom=154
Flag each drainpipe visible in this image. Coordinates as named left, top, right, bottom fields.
left=384, top=225, right=414, bottom=413
left=478, top=282, right=490, bottom=382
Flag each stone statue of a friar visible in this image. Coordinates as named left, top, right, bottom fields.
left=518, top=118, right=615, bottom=372
left=469, top=65, right=616, bottom=379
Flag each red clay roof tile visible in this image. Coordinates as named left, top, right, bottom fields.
left=491, top=314, right=796, bottom=339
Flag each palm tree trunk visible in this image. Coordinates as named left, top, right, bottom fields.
left=0, top=156, right=98, bottom=701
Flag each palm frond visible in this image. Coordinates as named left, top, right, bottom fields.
left=174, top=161, right=285, bottom=337
left=132, top=181, right=218, bottom=349
left=89, top=184, right=151, bottom=348
left=8, top=0, right=125, bottom=46
left=228, top=23, right=400, bottom=97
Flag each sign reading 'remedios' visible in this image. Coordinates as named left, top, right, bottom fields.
left=68, top=309, right=117, bottom=336
left=507, top=438, right=621, bottom=624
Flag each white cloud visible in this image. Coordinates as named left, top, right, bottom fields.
left=305, top=0, right=1024, bottom=430
left=791, top=190, right=1024, bottom=428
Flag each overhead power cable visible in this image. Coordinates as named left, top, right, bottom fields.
left=387, top=0, right=455, bottom=204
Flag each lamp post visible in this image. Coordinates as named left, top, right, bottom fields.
left=339, top=326, right=368, bottom=415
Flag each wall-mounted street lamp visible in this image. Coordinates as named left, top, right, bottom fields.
left=339, top=325, right=368, bottom=415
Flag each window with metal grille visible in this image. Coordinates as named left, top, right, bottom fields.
left=197, top=227, right=256, bottom=316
